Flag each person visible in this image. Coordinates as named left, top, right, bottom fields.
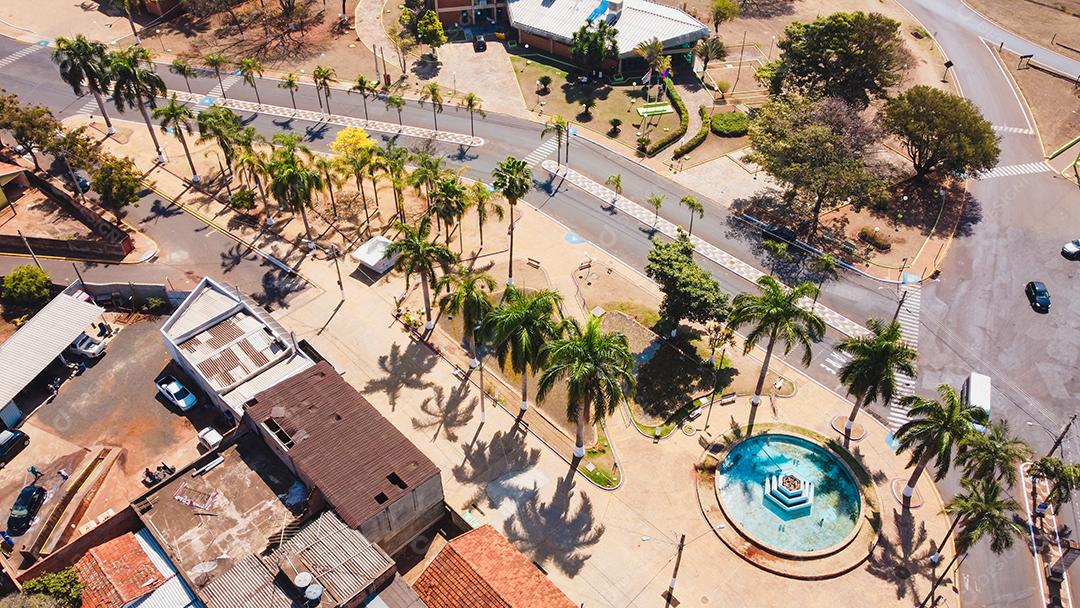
left=27, top=466, right=42, bottom=480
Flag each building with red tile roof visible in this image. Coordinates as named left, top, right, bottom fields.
left=74, top=533, right=166, bottom=608
left=413, top=525, right=576, bottom=608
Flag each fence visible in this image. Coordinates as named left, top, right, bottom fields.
left=67, top=281, right=188, bottom=308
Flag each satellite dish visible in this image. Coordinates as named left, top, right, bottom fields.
left=304, top=583, right=324, bottom=601
left=294, top=572, right=313, bottom=588
left=191, top=560, right=219, bottom=574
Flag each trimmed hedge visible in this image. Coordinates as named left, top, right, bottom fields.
left=673, top=106, right=711, bottom=159
left=643, top=78, right=688, bottom=157
left=711, top=111, right=749, bottom=137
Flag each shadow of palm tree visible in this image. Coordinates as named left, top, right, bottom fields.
left=453, top=429, right=542, bottom=485
left=411, top=383, right=477, bottom=442
left=363, top=341, right=437, bottom=410
left=864, top=508, right=936, bottom=602
left=141, top=198, right=183, bottom=224
left=219, top=242, right=254, bottom=273
left=250, top=266, right=306, bottom=309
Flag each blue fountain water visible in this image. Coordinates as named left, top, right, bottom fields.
left=716, top=434, right=861, bottom=553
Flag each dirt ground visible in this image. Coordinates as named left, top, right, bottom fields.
left=0, top=189, right=95, bottom=241
left=1003, top=51, right=1080, bottom=155
left=965, top=0, right=1080, bottom=49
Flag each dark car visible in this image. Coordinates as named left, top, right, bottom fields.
left=7, top=485, right=46, bottom=536
left=473, top=36, right=487, bottom=52
left=0, top=430, right=29, bottom=468
left=762, top=224, right=797, bottom=244
left=1026, top=281, right=1051, bottom=312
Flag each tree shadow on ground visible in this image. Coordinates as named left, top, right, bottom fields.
left=411, top=383, right=477, bottom=442
left=410, top=56, right=443, bottom=80
left=453, top=428, right=542, bottom=488
left=864, top=508, right=937, bottom=602
left=140, top=198, right=183, bottom=224
left=249, top=265, right=306, bottom=309
left=363, top=340, right=437, bottom=410
left=634, top=339, right=709, bottom=419
left=503, top=464, right=605, bottom=577
left=219, top=242, right=255, bottom=274
left=739, top=0, right=798, bottom=18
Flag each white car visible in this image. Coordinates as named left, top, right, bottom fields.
left=1062, top=239, right=1080, bottom=259
left=65, top=333, right=105, bottom=358
left=156, top=376, right=198, bottom=411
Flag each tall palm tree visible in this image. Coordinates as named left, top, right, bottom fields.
left=486, top=287, right=563, bottom=412
left=349, top=74, right=378, bottom=120
left=539, top=315, right=636, bottom=458
left=895, top=384, right=988, bottom=509
left=679, top=195, right=704, bottom=235
left=492, top=157, right=532, bottom=286
left=365, top=148, right=388, bottom=222
left=835, top=318, right=917, bottom=444
left=694, top=37, right=727, bottom=78
left=386, top=95, right=406, bottom=125
left=467, top=181, right=503, bottom=246
left=52, top=35, right=116, bottom=134
left=279, top=72, right=300, bottom=110
left=728, top=276, right=825, bottom=407
left=634, top=37, right=664, bottom=100
left=419, top=83, right=444, bottom=131
left=204, top=52, right=231, bottom=100
left=409, top=151, right=447, bottom=210
left=647, top=193, right=664, bottom=227
left=541, top=115, right=568, bottom=165
left=458, top=92, right=485, bottom=137
left=381, top=142, right=410, bottom=220
left=386, top=217, right=457, bottom=330
left=808, top=253, right=840, bottom=310
left=267, top=132, right=323, bottom=243
left=235, top=145, right=272, bottom=224
left=238, top=57, right=264, bottom=105
left=604, top=174, right=622, bottom=204
left=312, top=65, right=337, bottom=113
left=313, top=156, right=343, bottom=218
left=169, top=59, right=198, bottom=93
left=340, top=147, right=373, bottom=224
left=196, top=106, right=242, bottom=171
left=153, top=95, right=199, bottom=183
left=107, top=0, right=141, bottom=41
left=110, top=46, right=167, bottom=162
left=436, top=269, right=496, bottom=367
left=957, top=420, right=1032, bottom=488
left=431, top=176, right=468, bottom=248
left=1029, top=456, right=1080, bottom=512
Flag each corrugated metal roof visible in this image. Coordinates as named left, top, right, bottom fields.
left=134, top=529, right=206, bottom=608
left=200, top=555, right=292, bottom=608
left=0, top=292, right=104, bottom=407
left=507, top=0, right=708, bottom=57
left=247, top=362, right=441, bottom=529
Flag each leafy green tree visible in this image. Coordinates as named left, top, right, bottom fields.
left=570, top=19, right=619, bottom=73
left=2, top=265, right=51, bottom=307
left=416, top=10, right=447, bottom=56
left=436, top=269, right=496, bottom=366
left=387, top=216, right=458, bottom=330
left=728, top=275, right=824, bottom=406
left=539, top=315, right=636, bottom=457
left=835, top=318, right=917, bottom=445
left=387, top=25, right=417, bottom=72
left=52, top=35, right=115, bottom=134
left=349, top=74, right=379, bottom=120
left=458, top=92, right=485, bottom=137
left=238, top=57, right=265, bottom=105
left=279, top=72, right=300, bottom=110
left=957, top=420, right=1032, bottom=488
left=169, top=58, right=198, bottom=93
left=467, top=180, right=503, bottom=246
left=203, top=52, right=231, bottom=100
left=45, top=126, right=101, bottom=201
left=694, top=36, right=727, bottom=77
left=749, top=95, right=885, bottom=241
left=757, top=11, right=909, bottom=108
left=154, top=95, right=200, bottom=183
left=881, top=84, right=999, bottom=179
left=268, top=132, right=323, bottom=242
left=92, top=154, right=142, bottom=212
left=110, top=45, right=167, bottom=162
left=895, top=384, right=988, bottom=509
left=709, top=0, right=739, bottom=32
left=492, top=157, right=532, bottom=285
left=679, top=195, right=704, bottom=235
left=486, top=287, right=563, bottom=411
left=0, top=593, right=64, bottom=608
left=21, top=567, right=82, bottom=608
left=6, top=102, right=61, bottom=171
left=645, top=231, right=728, bottom=331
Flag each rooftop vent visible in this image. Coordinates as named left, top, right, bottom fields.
left=263, top=418, right=294, bottom=449
left=387, top=473, right=408, bottom=490
left=375, top=492, right=389, bottom=504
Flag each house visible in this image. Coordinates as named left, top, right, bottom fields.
left=74, top=529, right=202, bottom=608
left=160, top=277, right=315, bottom=419
left=246, top=361, right=444, bottom=554
left=413, top=525, right=576, bottom=608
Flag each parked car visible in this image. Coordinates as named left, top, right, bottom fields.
left=762, top=224, right=797, bottom=244
left=1025, top=281, right=1051, bottom=312
left=7, top=485, right=46, bottom=536
left=66, top=333, right=105, bottom=358
left=156, top=375, right=198, bottom=411
left=473, top=36, right=487, bottom=52
left=0, top=430, right=29, bottom=468
left=1062, top=239, right=1080, bottom=259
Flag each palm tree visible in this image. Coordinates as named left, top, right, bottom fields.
left=340, top=147, right=373, bottom=224
left=279, top=72, right=300, bottom=110
left=107, top=0, right=141, bottom=41
left=169, top=59, right=198, bottom=93
left=956, top=420, right=1033, bottom=496
left=386, top=217, right=457, bottom=331
left=312, top=65, right=337, bottom=113
left=431, top=176, right=468, bottom=248
left=492, top=157, right=532, bottom=286
left=153, top=95, right=199, bottom=183
left=409, top=152, right=447, bottom=210
left=468, top=181, right=503, bottom=246
left=235, top=145, right=272, bottom=224
left=604, top=174, right=622, bottom=204
left=267, top=133, right=323, bottom=243
left=539, top=315, right=636, bottom=458
left=634, top=37, right=664, bottom=100
left=808, top=254, right=840, bottom=310
left=458, top=92, right=485, bottom=137
left=895, top=384, right=988, bottom=509
left=381, top=142, right=410, bottom=219
left=52, top=35, right=115, bottom=134
left=647, top=193, right=664, bottom=227
left=541, top=115, right=568, bottom=164
left=196, top=106, right=242, bottom=171
left=436, top=270, right=496, bottom=367
left=486, top=287, right=563, bottom=412
left=349, top=74, right=378, bottom=120
left=238, top=57, right=264, bottom=105
left=762, top=239, right=791, bottom=275
left=728, top=276, right=825, bottom=407
left=313, top=156, right=343, bottom=218
left=110, top=46, right=167, bottom=162
left=419, top=83, right=444, bottom=131
left=679, top=195, right=704, bottom=235
left=835, top=318, right=917, bottom=445
left=1029, top=456, right=1080, bottom=512
left=386, top=95, right=406, bottom=125
left=694, top=37, right=727, bottom=78
left=204, top=52, right=231, bottom=100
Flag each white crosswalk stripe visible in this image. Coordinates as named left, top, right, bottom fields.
left=0, top=45, right=42, bottom=69
left=886, top=283, right=921, bottom=432
left=820, top=350, right=853, bottom=375
left=977, top=161, right=1052, bottom=180
left=207, top=74, right=241, bottom=98
left=992, top=125, right=1034, bottom=135
left=523, top=138, right=559, bottom=167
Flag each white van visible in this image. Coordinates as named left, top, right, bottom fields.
left=961, top=372, right=991, bottom=432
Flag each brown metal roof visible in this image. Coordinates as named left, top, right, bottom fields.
left=248, top=361, right=441, bottom=528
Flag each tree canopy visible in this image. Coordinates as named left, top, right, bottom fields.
left=2, top=265, right=51, bottom=308
left=708, top=0, right=739, bottom=32
left=329, top=127, right=375, bottom=158
left=91, top=155, right=143, bottom=211
left=416, top=11, right=447, bottom=53
left=20, top=567, right=81, bottom=608
left=757, top=11, right=909, bottom=108
left=881, top=84, right=1000, bottom=179
left=570, top=19, right=619, bottom=73
left=645, top=231, right=728, bottom=329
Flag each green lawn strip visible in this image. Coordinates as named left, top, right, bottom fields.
left=580, top=424, right=620, bottom=488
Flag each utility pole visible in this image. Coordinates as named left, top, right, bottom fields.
left=892, top=290, right=908, bottom=323
left=1048, top=413, right=1078, bottom=457
left=71, top=263, right=86, bottom=288
left=664, top=534, right=686, bottom=607
left=17, top=230, right=41, bottom=271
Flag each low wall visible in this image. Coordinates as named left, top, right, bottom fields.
left=69, top=281, right=188, bottom=308
left=0, top=234, right=128, bottom=261
left=15, top=505, right=141, bottom=584
left=23, top=172, right=133, bottom=252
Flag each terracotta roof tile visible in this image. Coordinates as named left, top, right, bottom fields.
left=75, top=533, right=165, bottom=608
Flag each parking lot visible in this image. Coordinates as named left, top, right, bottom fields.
left=0, top=315, right=219, bottom=563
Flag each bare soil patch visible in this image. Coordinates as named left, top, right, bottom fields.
left=965, top=0, right=1080, bottom=52
left=1004, top=52, right=1080, bottom=155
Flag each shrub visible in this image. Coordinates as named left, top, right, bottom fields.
left=710, top=111, right=749, bottom=136
left=716, top=80, right=732, bottom=95
left=229, top=187, right=256, bottom=211
left=637, top=134, right=651, bottom=152
left=145, top=296, right=167, bottom=313
left=538, top=74, right=553, bottom=93
left=673, top=106, right=711, bottom=158
left=857, top=226, right=892, bottom=252
left=2, top=265, right=51, bottom=307
left=645, top=78, right=689, bottom=157
left=22, top=567, right=83, bottom=608
left=609, top=117, right=622, bottom=135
